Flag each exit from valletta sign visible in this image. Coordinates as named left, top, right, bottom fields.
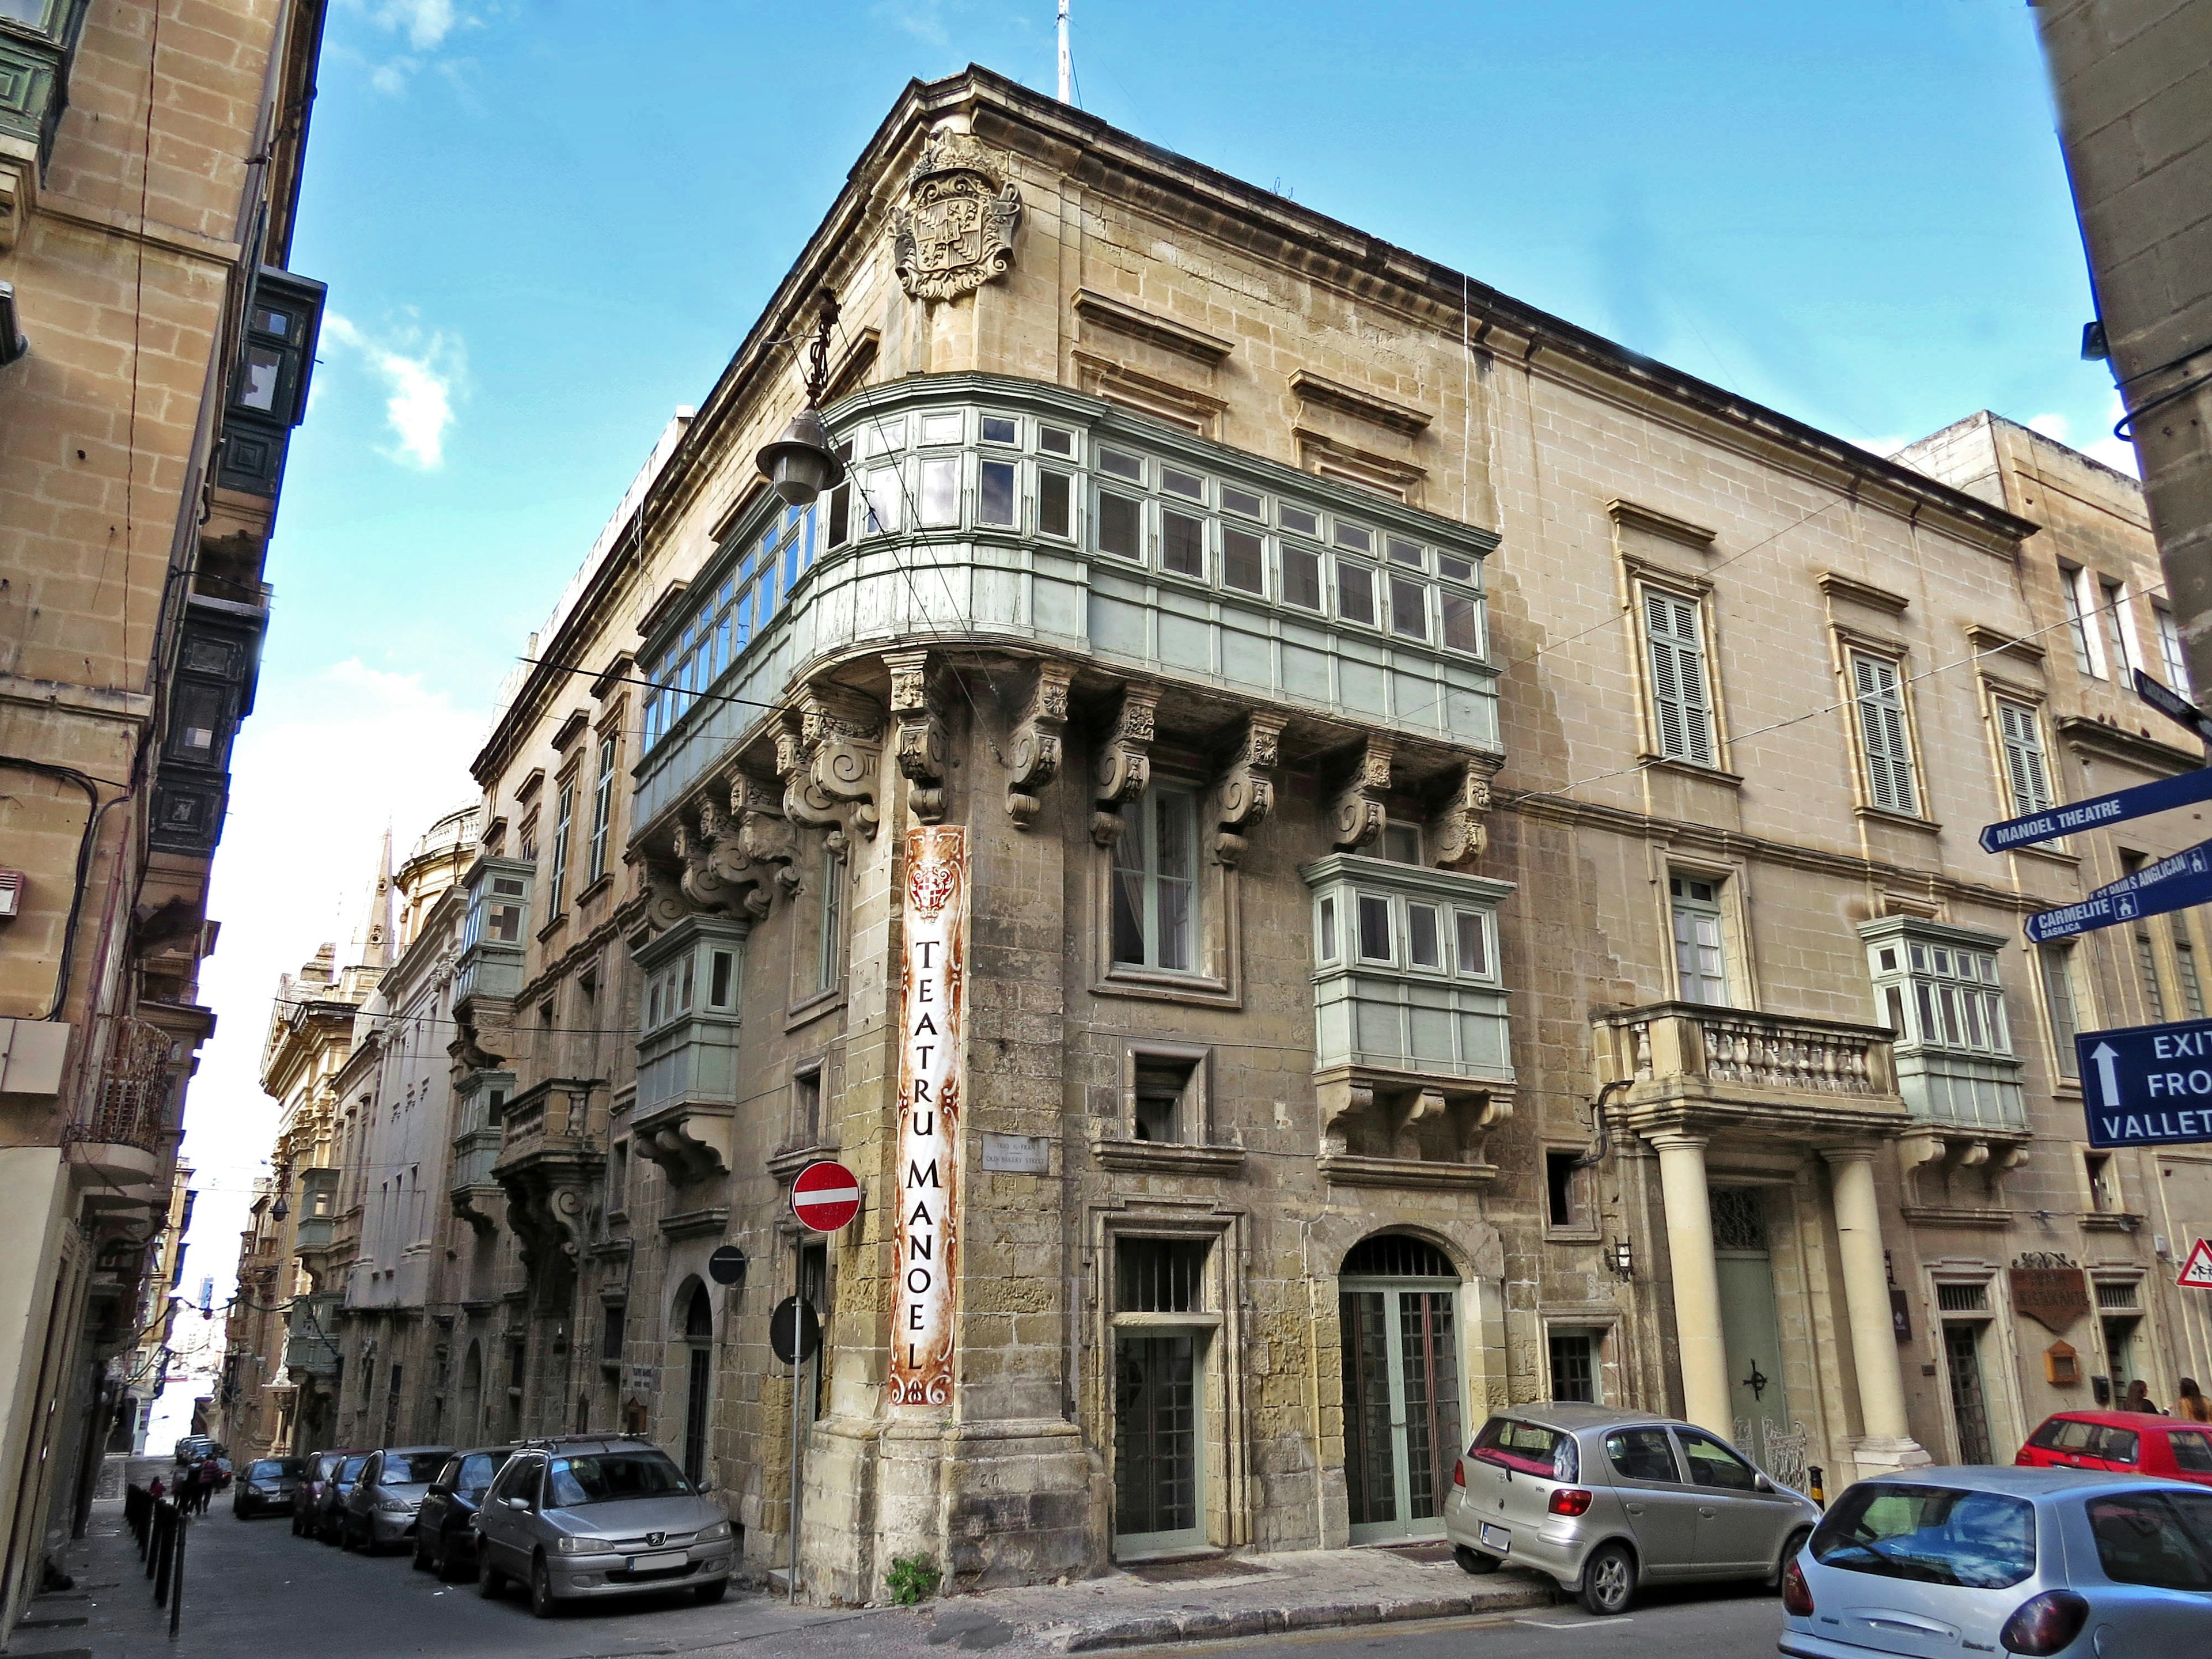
left=889, top=824, right=967, bottom=1407
left=2078, top=1017, right=2212, bottom=1149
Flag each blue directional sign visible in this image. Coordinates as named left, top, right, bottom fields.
left=1982, top=766, right=2212, bottom=854
left=2080, top=1018, right=2212, bottom=1149
left=2025, top=838, right=2212, bottom=943
left=2134, top=669, right=2212, bottom=748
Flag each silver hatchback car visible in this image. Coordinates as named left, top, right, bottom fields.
left=1781, top=1467, right=2211, bottom=1657
left=474, top=1437, right=733, bottom=1617
left=1444, top=1402, right=1821, bottom=1615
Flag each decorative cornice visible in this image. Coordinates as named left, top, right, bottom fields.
left=1289, top=370, right=1431, bottom=435
left=1608, top=498, right=1715, bottom=551
left=1817, top=571, right=1912, bottom=616
left=2055, top=713, right=2199, bottom=775
left=1072, top=289, right=1235, bottom=365
left=1964, top=624, right=2047, bottom=669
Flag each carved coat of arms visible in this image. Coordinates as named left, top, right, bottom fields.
left=893, top=128, right=1022, bottom=302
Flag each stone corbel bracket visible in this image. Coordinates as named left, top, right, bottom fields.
left=1090, top=683, right=1161, bottom=847
left=886, top=648, right=950, bottom=824
left=778, top=683, right=885, bottom=850
left=1328, top=736, right=1395, bottom=851
left=634, top=1108, right=733, bottom=1185
left=1898, top=1127, right=2027, bottom=1202
left=731, top=770, right=800, bottom=898
left=1430, top=755, right=1499, bottom=870
left=1318, top=1079, right=1373, bottom=1158
left=1006, top=660, right=1074, bottom=829
left=1212, top=710, right=1287, bottom=866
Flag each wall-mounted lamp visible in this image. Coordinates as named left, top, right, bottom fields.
left=753, top=289, right=844, bottom=507
left=1609, top=1239, right=1634, bottom=1281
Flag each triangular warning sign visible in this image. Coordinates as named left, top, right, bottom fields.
left=2179, top=1238, right=2212, bottom=1290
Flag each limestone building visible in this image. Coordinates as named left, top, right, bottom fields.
left=264, top=67, right=2209, bottom=1600
left=0, top=0, right=325, bottom=1630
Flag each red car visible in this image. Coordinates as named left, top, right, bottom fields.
left=2016, top=1409, right=2212, bottom=1484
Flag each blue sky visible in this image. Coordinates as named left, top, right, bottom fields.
left=177, top=0, right=2125, bottom=1308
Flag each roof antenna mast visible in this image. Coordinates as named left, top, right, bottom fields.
left=1058, top=0, right=1073, bottom=104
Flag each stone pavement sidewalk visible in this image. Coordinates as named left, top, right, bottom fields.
left=895, top=1543, right=1556, bottom=1654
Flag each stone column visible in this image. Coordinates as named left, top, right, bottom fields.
left=1650, top=1131, right=1732, bottom=1435
left=1823, top=1146, right=1930, bottom=1478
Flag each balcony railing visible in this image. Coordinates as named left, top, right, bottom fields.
left=1594, top=1002, right=1899, bottom=1105
left=496, top=1078, right=600, bottom=1171
left=72, top=1020, right=173, bottom=1150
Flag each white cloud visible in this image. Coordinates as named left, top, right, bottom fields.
left=342, top=0, right=464, bottom=95
left=323, top=312, right=463, bottom=469
left=874, top=0, right=950, bottom=46
left=2028, top=412, right=2071, bottom=442
left=178, top=661, right=487, bottom=1308
left=2085, top=394, right=2141, bottom=478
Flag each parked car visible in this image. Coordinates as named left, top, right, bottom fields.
left=233, top=1456, right=304, bottom=1518
left=1780, top=1467, right=2211, bottom=1656
left=411, top=1445, right=518, bottom=1580
left=291, top=1450, right=350, bottom=1537
left=474, top=1437, right=733, bottom=1616
left=2017, top=1410, right=2212, bottom=1486
left=1443, top=1402, right=1819, bottom=1615
left=312, top=1451, right=370, bottom=1544
left=341, top=1445, right=455, bottom=1552
left=172, top=1435, right=214, bottom=1466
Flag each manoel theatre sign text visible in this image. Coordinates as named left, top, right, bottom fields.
left=890, top=824, right=967, bottom=1406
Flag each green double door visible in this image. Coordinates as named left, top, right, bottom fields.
left=1714, top=1189, right=1796, bottom=1480
left=1341, top=1275, right=1464, bottom=1543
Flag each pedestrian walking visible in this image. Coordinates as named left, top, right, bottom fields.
left=2123, top=1378, right=2164, bottom=1415
left=196, top=1461, right=217, bottom=1515
left=147, top=1475, right=165, bottom=1502
left=2178, top=1378, right=2212, bottom=1423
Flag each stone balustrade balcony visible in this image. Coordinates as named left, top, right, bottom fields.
left=494, top=1078, right=605, bottom=1279
left=1592, top=1001, right=1910, bottom=1138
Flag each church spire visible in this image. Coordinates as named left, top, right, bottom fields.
left=345, top=823, right=395, bottom=971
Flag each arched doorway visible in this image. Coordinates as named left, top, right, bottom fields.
left=1339, top=1234, right=1463, bottom=1543
left=457, top=1343, right=482, bottom=1446
left=679, top=1281, right=713, bottom=1486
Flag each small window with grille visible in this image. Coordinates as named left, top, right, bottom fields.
left=1936, top=1282, right=1990, bottom=1313
left=2094, top=1279, right=2141, bottom=1311
left=1115, top=1238, right=1209, bottom=1313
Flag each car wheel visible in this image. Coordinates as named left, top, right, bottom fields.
left=1576, top=1541, right=1637, bottom=1616
left=529, top=1556, right=558, bottom=1619
left=695, top=1580, right=728, bottom=1605
left=1453, top=1544, right=1499, bottom=1575
left=479, top=1562, right=505, bottom=1600
left=1771, top=1528, right=1812, bottom=1592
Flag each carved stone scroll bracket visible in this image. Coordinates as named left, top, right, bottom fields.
left=1328, top=737, right=1396, bottom=851
left=1430, top=755, right=1501, bottom=870
left=1007, top=660, right=1074, bottom=829
left=1461, top=1090, right=1512, bottom=1164
left=1317, top=1080, right=1374, bottom=1159
left=1211, top=710, right=1287, bottom=866
left=885, top=648, right=950, bottom=824
left=1090, top=683, right=1161, bottom=847
left=781, top=684, right=885, bottom=846
left=730, top=771, right=800, bottom=900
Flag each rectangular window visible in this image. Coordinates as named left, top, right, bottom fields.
left=1132, top=1054, right=1198, bottom=1143
left=862, top=467, right=900, bottom=534
left=1039, top=424, right=1075, bottom=457
left=1387, top=536, right=1425, bottom=569
left=1643, top=590, right=1715, bottom=766
left=1221, top=484, right=1263, bottom=518
left=1333, top=522, right=1374, bottom=554
left=1545, top=1152, right=1578, bottom=1228
left=2138, top=930, right=2169, bottom=1020
left=1279, top=503, right=1319, bottom=538
left=1111, top=785, right=1198, bottom=972
left=919, top=411, right=962, bottom=445
left=2085, top=1152, right=2117, bottom=1213
left=1851, top=652, right=1919, bottom=815
left=1097, top=491, right=1142, bottom=558
left=2157, top=607, right=2192, bottom=695
left=2062, top=565, right=2098, bottom=677
left=1669, top=876, right=1728, bottom=1006
left=1316, top=895, right=1339, bottom=963
left=1380, top=822, right=1421, bottom=863
left=1441, top=592, right=1480, bottom=654
left=1161, top=509, right=1206, bottom=577
left=1995, top=699, right=2053, bottom=817
left=1282, top=545, right=1323, bottom=610
left=1548, top=1331, right=1599, bottom=1404
left=608, top=1142, right=628, bottom=1215
left=824, top=478, right=851, bottom=551
left=978, top=460, right=1017, bottom=527
left=980, top=414, right=1018, bottom=445
left=2040, top=942, right=2081, bottom=1081
left=1338, top=562, right=1376, bottom=626
left=1039, top=470, right=1073, bottom=538
left=1389, top=575, right=1427, bottom=641
left=1454, top=910, right=1489, bottom=977
left=1161, top=466, right=1203, bottom=501
left=819, top=846, right=844, bottom=992
left=1223, top=527, right=1265, bottom=594
left=588, top=735, right=616, bottom=886
left=1356, top=893, right=1393, bottom=962
left=2101, top=578, right=2135, bottom=676
left=708, top=948, right=737, bottom=1009
left=1115, top=1237, right=1207, bottom=1313
left=2176, top=926, right=2206, bottom=1018
left=1099, top=448, right=1144, bottom=483
left=1407, top=902, right=1442, bottom=969
left=919, top=456, right=959, bottom=527
left=548, top=782, right=575, bottom=914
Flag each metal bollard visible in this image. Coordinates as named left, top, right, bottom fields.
left=150, top=1504, right=171, bottom=1600
left=168, top=1508, right=185, bottom=1638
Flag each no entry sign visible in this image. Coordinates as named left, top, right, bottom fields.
left=790, top=1159, right=861, bottom=1232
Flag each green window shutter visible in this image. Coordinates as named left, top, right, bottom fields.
left=1854, top=654, right=1918, bottom=815
left=1996, top=700, right=2051, bottom=817
left=1645, top=592, right=1714, bottom=766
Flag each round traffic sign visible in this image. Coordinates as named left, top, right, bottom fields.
left=790, top=1160, right=861, bottom=1232
left=769, top=1296, right=821, bottom=1365
left=706, top=1244, right=747, bottom=1286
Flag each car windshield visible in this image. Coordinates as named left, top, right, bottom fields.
left=2088, top=1491, right=2212, bottom=1592
left=338, top=1456, right=368, bottom=1482
left=456, top=1453, right=502, bottom=1495
left=546, top=1450, right=692, bottom=1507
left=1812, top=1484, right=2035, bottom=1589
left=1469, top=1417, right=1579, bottom=1482
left=384, top=1453, right=447, bottom=1484
left=248, top=1460, right=289, bottom=1480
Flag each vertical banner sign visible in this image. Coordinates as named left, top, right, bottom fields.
left=889, top=824, right=966, bottom=1406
